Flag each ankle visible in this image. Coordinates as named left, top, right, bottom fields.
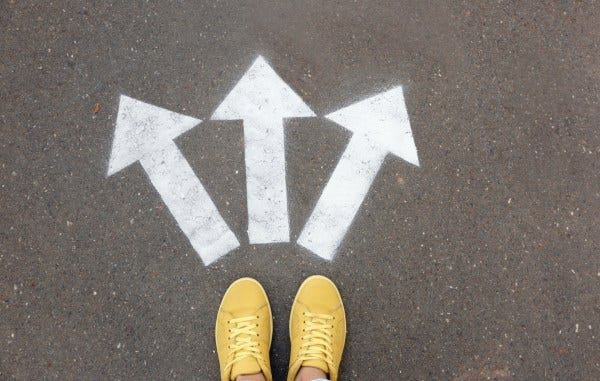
left=294, top=366, right=328, bottom=381
left=236, top=373, right=266, bottom=381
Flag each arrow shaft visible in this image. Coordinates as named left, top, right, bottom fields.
left=298, top=136, right=387, bottom=260
left=243, top=118, right=289, bottom=243
left=139, top=142, right=239, bottom=264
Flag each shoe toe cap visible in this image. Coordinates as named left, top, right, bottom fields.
left=221, top=278, right=270, bottom=316
left=296, top=275, right=344, bottom=314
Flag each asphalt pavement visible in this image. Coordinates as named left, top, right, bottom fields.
left=1, top=1, right=599, bottom=380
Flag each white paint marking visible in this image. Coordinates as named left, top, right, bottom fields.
left=298, top=86, right=419, bottom=260
left=211, top=56, right=315, bottom=244
left=108, top=95, right=239, bottom=265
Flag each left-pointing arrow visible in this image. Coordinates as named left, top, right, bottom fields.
left=107, top=95, right=240, bottom=265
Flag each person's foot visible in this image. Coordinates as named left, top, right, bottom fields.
left=287, top=275, right=346, bottom=381
left=215, top=278, right=273, bottom=381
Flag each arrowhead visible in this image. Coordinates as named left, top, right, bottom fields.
left=326, top=86, right=419, bottom=166
left=211, top=56, right=315, bottom=121
left=107, top=95, right=201, bottom=176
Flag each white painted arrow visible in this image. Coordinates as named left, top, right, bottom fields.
left=297, top=86, right=419, bottom=260
left=211, top=56, right=315, bottom=244
left=107, top=95, right=239, bottom=265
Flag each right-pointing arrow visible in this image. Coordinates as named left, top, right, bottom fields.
left=297, top=86, right=419, bottom=260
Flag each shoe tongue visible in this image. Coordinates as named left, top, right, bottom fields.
left=302, top=359, right=329, bottom=375
left=231, top=357, right=261, bottom=381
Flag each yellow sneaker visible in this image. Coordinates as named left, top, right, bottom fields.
left=215, top=278, right=273, bottom=381
left=287, top=275, right=346, bottom=381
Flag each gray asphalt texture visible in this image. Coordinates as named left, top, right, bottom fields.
left=1, top=1, right=599, bottom=380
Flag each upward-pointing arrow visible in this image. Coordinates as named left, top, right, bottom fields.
left=211, top=56, right=315, bottom=244
left=108, top=95, right=240, bottom=265
left=298, top=86, right=419, bottom=260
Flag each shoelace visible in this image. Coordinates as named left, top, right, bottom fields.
left=298, top=312, right=335, bottom=369
left=224, top=315, right=263, bottom=373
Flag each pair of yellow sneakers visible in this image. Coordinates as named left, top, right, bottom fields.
left=215, top=275, right=346, bottom=381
